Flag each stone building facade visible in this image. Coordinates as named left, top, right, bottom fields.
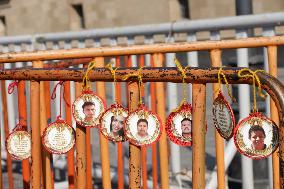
left=0, top=0, right=283, bottom=36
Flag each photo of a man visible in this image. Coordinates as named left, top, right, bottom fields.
left=135, top=118, right=150, bottom=141
left=124, top=109, right=162, bottom=146
left=72, top=93, right=105, bottom=127
left=82, top=101, right=96, bottom=124
left=181, top=118, right=192, bottom=139
left=234, top=115, right=279, bottom=159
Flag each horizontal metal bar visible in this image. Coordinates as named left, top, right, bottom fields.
left=1, top=67, right=283, bottom=128
left=1, top=12, right=284, bottom=45
left=0, top=67, right=273, bottom=84
left=0, top=36, right=284, bottom=63
left=0, top=67, right=240, bottom=82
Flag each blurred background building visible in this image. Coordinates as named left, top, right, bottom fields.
left=0, top=0, right=284, bottom=35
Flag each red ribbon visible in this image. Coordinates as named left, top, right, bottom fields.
left=51, top=81, right=70, bottom=119
left=8, top=81, right=19, bottom=94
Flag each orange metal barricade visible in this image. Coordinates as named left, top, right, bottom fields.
left=0, top=36, right=284, bottom=189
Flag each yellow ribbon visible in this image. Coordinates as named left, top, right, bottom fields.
left=82, top=59, right=97, bottom=90
left=122, top=67, right=144, bottom=105
left=217, top=67, right=237, bottom=103
left=174, top=58, right=190, bottom=111
left=106, top=62, right=119, bottom=102
left=238, top=68, right=266, bottom=112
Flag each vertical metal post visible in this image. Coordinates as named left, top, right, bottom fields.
left=18, top=80, right=31, bottom=189
left=64, top=81, right=76, bottom=189
left=262, top=27, right=276, bottom=189
left=155, top=53, right=169, bottom=189
left=1, top=80, right=14, bottom=189
left=115, top=56, right=125, bottom=189
left=86, top=126, right=92, bottom=188
left=4, top=63, right=16, bottom=131
left=235, top=0, right=253, bottom=15
left=75, top=82, right=87, bottom=189
left=44, top=81, right=55, bottom=189
left=236, top=31, right=254, bottom=189
left=210, top=49, right=226, bottom=189
left=187, top=33, right=198, bottom=103
left=166, top=48, right=181, bottom=187
left=85, top=61, right=93, bottom=189
left=192, top=84, right=206, bottom=189
left=31, top=61, right=42, bottom=189
left=150, top=54, right=159, bottom=189
left=128, top=81, right=141, bottom=189
left=139, top=55, right=148, bottom=189
left=40, top=74, right=53, bottom=189
left=267, top=46, right=280, bottom=189
left=95, top=57, right=112, bottom=189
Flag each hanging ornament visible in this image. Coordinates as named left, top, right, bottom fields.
left=123, top=67, right=162, bottom=146
left=212, top=67, right=236, bottom=139
left=166, top=102, right=192, bottom=146
left=100, top=63, right=129, bottom=142
left=42, top=81, right=75, bottom=154
left=6, top=124, right=31, bottom=160
left=72, top=61, right=106, bottom=127
left=234, top=69, right=279, bottom=159
left=101, top=103, right=128, bottom=142
left=234, top=112, right=279, bottom=159
left=42, top=119, right=75, bottom=154
left=166, top=58, right=193, bottom=146
left=125, top=104, right=162, bottom=146
left=6, top=81, right=31, bottom=160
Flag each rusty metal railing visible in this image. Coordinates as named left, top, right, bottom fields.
left=0, top=35, right=284, bottom=189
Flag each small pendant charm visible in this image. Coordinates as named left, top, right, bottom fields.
left=124, top=104, right=162, bottom=147
left=100, top=103, right=128, bottom=142
left=72, top=90, right=106, bottom=127
left=42, top=119, right=75, bottom=154
left=166, top=102, right=192, bottom=146
left=212, top=91, right=235, bottom=139
left=6, top=126, right=31, bottom=160
left=234, top=112, right=279, bottom=159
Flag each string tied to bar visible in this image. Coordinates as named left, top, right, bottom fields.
left=8, top=80, right=19, bottom=94
left=51, top=81, right=70, bottom=120
left=238, top=68, right=266, bottom=112
left=82, top=59, right=96, bottom=90
left=106, top=62, right=119, bottom=102
left=174, top=58, right=190, bottom=111
left=122, top=66, right=144, bottom=105
left=216, top=67, right=237, bottom=103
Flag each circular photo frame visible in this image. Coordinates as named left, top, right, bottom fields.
left=72, top=90, right=106, bottom=127
left=124, top=104, right=162, bottom=147
left=234, top=112, right=279, bottom=160
left=42, top=119, right=75, bottom=154
left=212, top=91, right=235, bottom=139
left=6, top=129, right=31, bottom=160
left=100, top=103, right=129, bottom=142
left=166, top=102, right=193, bottom=146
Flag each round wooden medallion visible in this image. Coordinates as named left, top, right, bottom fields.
left=124, top=104, right=162, bottom=147
left=100, top=103, right=129, bottom=142
left=166, top=102, right=192, bottom=146
left=234, top=112, right=279, bottom=160
left=6, top=130, right=31, bottom=160
left=42, top=119, right=75, bottom=154
left=72, top=90, right=106, bottom=127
